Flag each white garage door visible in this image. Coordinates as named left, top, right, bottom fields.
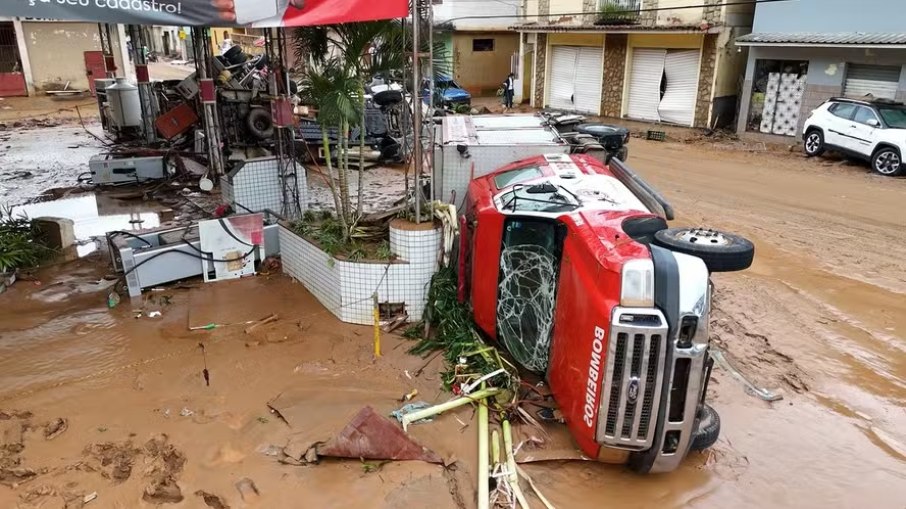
left=549, top=46, right=577, bottom=111
left=627, top=48, right=701, bottom=126
left=658, top=50, right=700, bottom=125
left=626, top=49, right=666, bottom=122
left=844, top=64, right=900, bottom=100
left=548, top=46, right=603, bottom=114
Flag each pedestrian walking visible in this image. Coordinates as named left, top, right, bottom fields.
left=502, top=72, right=515, bottom=110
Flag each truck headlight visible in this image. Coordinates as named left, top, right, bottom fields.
left=621, top=259, right=654, bottom=308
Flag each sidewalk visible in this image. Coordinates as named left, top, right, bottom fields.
left=0, top=95, right=99, bottom=125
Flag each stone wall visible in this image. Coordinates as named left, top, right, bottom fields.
left=694, top=34, right=718, bottom=128
left=601, top=34, right=628, bottom=118
left=703, top=0, right=722, bottom=24
left=539, top=0, right=550, bottom=22
left=533, top=33, right=548, bottom=107
left=583, top=0, right=598, bottom=24
left=639, top=0, right=659, bottom=26
left=798, top=83, right=842, bottom=134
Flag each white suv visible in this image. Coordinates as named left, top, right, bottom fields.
left=802, top=97, right=906, bottom=176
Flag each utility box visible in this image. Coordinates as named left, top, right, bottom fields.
left=156, top=102, right=199, bottom=140
left=434, top=114, right=569, bottom=207
left=89, top=155, right=167, bottom=185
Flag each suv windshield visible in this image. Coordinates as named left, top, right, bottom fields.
left=500, top=183, right=580, bottom=213
left=877, top=106, right=906, bottom=129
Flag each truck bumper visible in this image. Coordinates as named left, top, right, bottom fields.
left=601, top=245, right=712, bottom=473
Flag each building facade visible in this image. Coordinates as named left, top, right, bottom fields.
left=0, top=19, right=131, bottom=97
left=434, top=0, right=520, bottom=96
left=513, top=0, right=754, bottom=128
left=736, top=0, right=906, bottom=137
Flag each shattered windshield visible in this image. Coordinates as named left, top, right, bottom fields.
left=878, top=107, right=906, bottom=129
left=500, top=183, right=580, bottom=213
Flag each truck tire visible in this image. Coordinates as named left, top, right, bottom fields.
left=653, top=228, right=754, bottom=272
left=373, top=90, right=403, bottom=107
left=246, top=109, right=274, bottom=140
left=690, top=404, right=720, bottom=451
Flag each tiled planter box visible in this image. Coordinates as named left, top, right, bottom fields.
left=279, top=219, right=442, bottom=325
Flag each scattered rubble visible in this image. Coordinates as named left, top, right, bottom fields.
left=43, top=418, right=68, bottom=440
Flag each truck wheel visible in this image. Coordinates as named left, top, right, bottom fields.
left=690, top=404, right=720, bottom=451
left=653, top=228, right=754, bottom=272
left=246, top=109, right=274, bottom=140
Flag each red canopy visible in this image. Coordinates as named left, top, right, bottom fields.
left=1, top=0, right=408, bottom=27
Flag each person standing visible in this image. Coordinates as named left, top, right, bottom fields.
left=503, top=72, right=515, bottom=110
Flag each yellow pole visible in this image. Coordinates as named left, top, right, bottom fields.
left=373, top=293, right=381, bottom=358
left=478, top=388, right=490, bottom=509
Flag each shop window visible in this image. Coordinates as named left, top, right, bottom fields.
left=746, top=59, right=809, bottom=136
left=473, top=38, right=495, bottom=52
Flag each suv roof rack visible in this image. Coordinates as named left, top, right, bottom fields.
left=829, top=96, right=905, bottom=107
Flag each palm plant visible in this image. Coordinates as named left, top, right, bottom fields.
left=297, top=58, right=362, bottom=237
left=293, top=7, right=452, bottom=235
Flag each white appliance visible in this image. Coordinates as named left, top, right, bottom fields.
left=89, top=155, right=167, bottom=185
left=233, top=0, right=290, bottom=25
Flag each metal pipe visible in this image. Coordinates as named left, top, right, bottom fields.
left=427, top=1, right=436, bottom=203
left=412, top=0, right=421, bottom=224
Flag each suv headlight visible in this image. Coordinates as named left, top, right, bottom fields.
left=621, top=259, right=654, bottom=307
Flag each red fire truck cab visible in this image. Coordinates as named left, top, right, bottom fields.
left=459, top=153, right=754, bottom=473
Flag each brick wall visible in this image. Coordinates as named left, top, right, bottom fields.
left=694, top=34, right=718, bottom=128
left=799, top=83, right=842, bottom=134
left=534, top=33, right=548, bottom=107
left=602, top=34, right=628, bottom=117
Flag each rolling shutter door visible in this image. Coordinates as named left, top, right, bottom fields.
left=549, top=46, right=577, bottom=111
left=627, top=48, right=666, bottom=122
left=573, top=47, right=604, bottom=114
left=844, top=64, right=900, bottom=100
left=658, top=50, right=700, bottom=126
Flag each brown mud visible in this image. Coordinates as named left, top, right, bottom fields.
left=1, top=139, right=905, bottom=508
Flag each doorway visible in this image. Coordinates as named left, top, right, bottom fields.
left=0, top=22, right=27, bottom=97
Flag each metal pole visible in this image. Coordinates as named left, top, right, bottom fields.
left=412, top=0, right=421, bottom=224
left=194, top=27, right=225, bottom=178
left=427, top=3, right=436, bottom=203
left=128, top=25, right=155, bottom=144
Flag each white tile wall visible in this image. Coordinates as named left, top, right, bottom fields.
left=279, top=225, right=340, bottom=312
left=279, top=222, right=442, bottom=325
left=225, top=157, right=308, bottom=218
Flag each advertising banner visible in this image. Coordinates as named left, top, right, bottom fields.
left=1, top=0, right=409, bottom=27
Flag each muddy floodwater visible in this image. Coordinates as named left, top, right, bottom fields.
left=0, top=126, right=105, bottom=207
left=1, top=139, right=905, bottom=508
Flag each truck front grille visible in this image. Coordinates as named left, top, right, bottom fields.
left=597, top=309, right=668, bottom=450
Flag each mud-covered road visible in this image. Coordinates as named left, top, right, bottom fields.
left=1, top=138, right=904, bottom=508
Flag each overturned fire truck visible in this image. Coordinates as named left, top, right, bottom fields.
left=456, top=146, right=754, bottom=473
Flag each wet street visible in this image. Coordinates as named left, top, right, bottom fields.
left=1, top=136, right=905, bottom=508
